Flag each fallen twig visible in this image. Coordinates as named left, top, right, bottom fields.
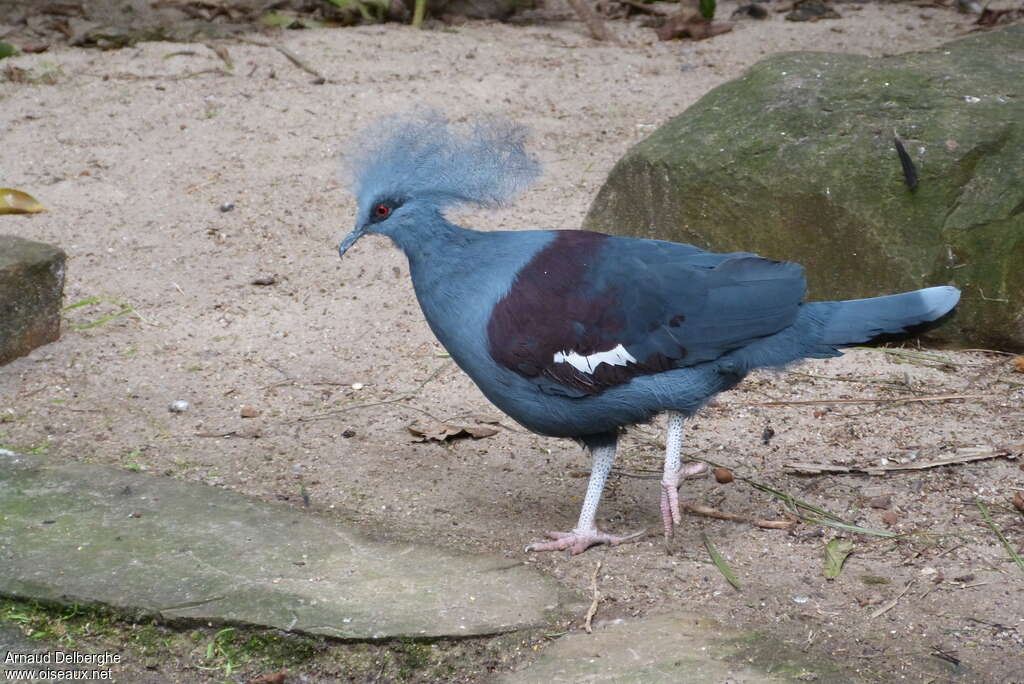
left=870, top=580, right=914, bottom=619
left=681, top=503, right=795, bottom=530
left=930, top=647, right=961, bottom=667
left=784, top=445, right=1019, bottom=475
left=960, top=349, right=1017, bottom=356
left=785, top=370, right=916, bottom=390
left=291, top=362, right=450, bottom=424
left=87, top=68, right=231, bottom=81
left=729, top=393, right=986, bottom=408
left=204, top=42, right=233, bottom=70
left=854, top=347, right=959, bottom=369
left=235, top=37, right=328, bottom=82
left=195, top=429, right=260, bottom=439
left=584, top=560, right=601, bottom=634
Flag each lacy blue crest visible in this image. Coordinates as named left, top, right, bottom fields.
left=347, top=110, right=541, bottom=213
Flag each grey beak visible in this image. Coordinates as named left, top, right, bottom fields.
left=338, top=227, right=365, bottom=258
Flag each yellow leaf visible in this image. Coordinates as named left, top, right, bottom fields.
left=0, top=188, right=47, bottom=214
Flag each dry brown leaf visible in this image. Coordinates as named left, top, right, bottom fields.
left=856, top=593, right=883, bottom=607
left=249, top=671, right=288, bottom=684
left=656, top=11, right=733, bottom=40
left=1012, top=356, right=1024, bottom=373
left=407, top=421, right=498, bottom=442
left=0, top=188, right=47, bottom=214
left=1011, top=491, right=1024, bottom=513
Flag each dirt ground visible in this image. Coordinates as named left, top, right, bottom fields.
left=2, top=2, right=1023, bottom=682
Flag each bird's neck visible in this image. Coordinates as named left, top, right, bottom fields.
left=392, top=213, right=475, bottom=266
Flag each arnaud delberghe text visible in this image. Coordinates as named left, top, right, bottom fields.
left=5, top=652, right=121, bottom=666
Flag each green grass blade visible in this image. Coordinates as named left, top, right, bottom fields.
left=803, top=515, right=897, bottom=538
left=976, top=499, right=1024, bottom=572
left=702, top=533, right=740, bottom=591
left=691, top=454, right=895, bottom=537
left=63, top=297, right=102, bottom=311
left=69, top=307, right=133, bottom=329
left=745, top=481, right=845, bottom=522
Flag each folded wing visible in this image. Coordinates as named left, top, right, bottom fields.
left=486, top=231, right=806, bottom=397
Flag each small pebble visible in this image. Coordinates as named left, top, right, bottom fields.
left=219, top=202, right=235, bottom=212
left=251, top=275, right=277, bottom=286
left=713, top=467, right=734, bottom=484
left=792, top=595, right=810, bottom=604
left=240, top=405, right=260, bottom=418
left=168, top=400, right=190, bottom=413
left=351, top=382, right=364, bottom=390
left=342, top=428, right=356, bottom=438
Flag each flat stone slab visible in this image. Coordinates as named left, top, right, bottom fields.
left=501, top=613, right=851, bottom=683
left=0, top=451, right=571, bottom=639
left=0, top=235, right=66, bottom=365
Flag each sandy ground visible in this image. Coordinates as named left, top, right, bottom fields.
left=2, top=3, right=1023, bottom=682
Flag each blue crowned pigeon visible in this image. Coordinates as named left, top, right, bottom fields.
left=337, top=112, right=960, bottom=555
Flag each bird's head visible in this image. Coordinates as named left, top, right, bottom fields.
left=338, top=110, right=541, bottom=257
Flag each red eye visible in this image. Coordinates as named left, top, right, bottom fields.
left=374, top=204, right=390, bottom=218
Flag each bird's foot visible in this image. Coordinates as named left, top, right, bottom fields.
left=525, top=528, right=646, bottom=556
left=660, top=462, right=708, bottom=543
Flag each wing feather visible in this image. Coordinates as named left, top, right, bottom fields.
left=487, top=232, right=805, bottom=397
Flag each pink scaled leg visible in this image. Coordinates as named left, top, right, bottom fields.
left=660, top=411, right=706, bottom=545
left=526, top=441, right=645, bottom=555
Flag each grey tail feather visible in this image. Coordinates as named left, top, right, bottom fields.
left=716, top=286, right=960, bottom=376
left=812, top=286, right=961, bottom=347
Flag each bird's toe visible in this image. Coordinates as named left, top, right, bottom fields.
left=682, top=462, right=708, bottom=477
left=525, top=528, right=645, bottom=555
left=660, top=486, right=678, bottom=540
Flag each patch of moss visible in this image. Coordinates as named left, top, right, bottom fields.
left=719, top=629, right=850, bottom=682
left=1, top=599, right=118, bottom=646
left=0, top=597, right=544, bottom=681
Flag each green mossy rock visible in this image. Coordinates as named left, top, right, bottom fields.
left=584, top=26, right=1024, bottom=350
left=0, top=451, right=573, bottom=640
